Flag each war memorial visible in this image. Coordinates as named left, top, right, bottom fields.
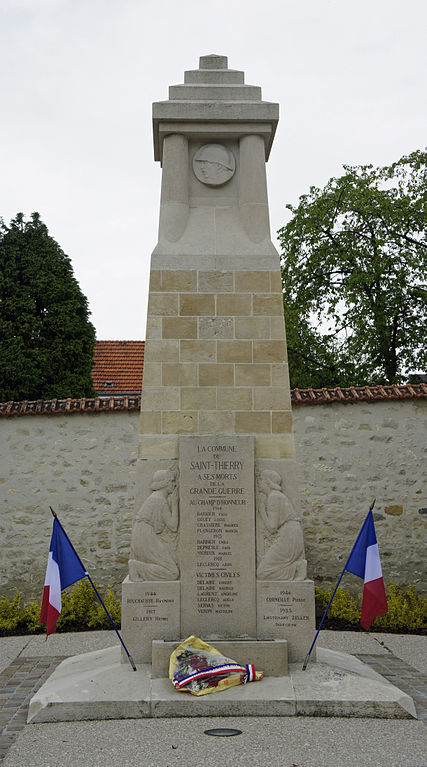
left=28, top=55, right=417, bottom=721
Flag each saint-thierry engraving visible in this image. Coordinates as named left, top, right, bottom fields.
left=129, top=468, right=179, bottom=581
left=256, top=470, right=307, bottom=581
left=192, top=144, right=236, bottom=186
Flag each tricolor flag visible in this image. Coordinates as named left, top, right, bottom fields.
left=40, top=517, right=86, bottom=636
left=345, top=509, right=388, bottom=629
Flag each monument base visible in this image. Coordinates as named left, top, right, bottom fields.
left=257, top=579, right=316, bottom=662
left=121, top=577, right=180, bottom=663
left=27, top=645, right=417, bottom=723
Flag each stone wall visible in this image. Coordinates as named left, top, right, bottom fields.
left=1, top=399, right=425, bottom=601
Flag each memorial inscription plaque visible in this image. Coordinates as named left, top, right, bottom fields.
left=257, top=580, right=316, bottom=662
left=179, top=435, right=256, bottom=638
left=121, top=577, right=180, bottom=663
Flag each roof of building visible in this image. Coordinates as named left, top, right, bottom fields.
left=1, top=383, right=426, bottom=417
left=91, top=340, right=145, bottom=395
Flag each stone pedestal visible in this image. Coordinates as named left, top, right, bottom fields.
left=257, top=580, right=316, bottom=662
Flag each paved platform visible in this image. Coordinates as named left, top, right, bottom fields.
left=0, top=630, right=425, bottom=766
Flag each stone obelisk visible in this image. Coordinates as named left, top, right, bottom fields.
left=122, top=54, right=315, bottom=664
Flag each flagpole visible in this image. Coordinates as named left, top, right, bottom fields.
left=301, top=500, right=375, bottom=671
left=50, top=508, right=137, bottom=671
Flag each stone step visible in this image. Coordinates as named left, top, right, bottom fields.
left=151, top=638, right=288, bottom=678
left=168, top=84, right=262, bottom=101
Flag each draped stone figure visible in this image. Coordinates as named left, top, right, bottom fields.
left=129, top=468, right=179, bottom=581
left=256, top=469, right=307, bottom=581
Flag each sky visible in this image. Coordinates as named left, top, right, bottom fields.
left=1, top=0, right=426, bottom=340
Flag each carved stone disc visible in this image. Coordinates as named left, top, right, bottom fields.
left=192, top=143, right=236, bottom=186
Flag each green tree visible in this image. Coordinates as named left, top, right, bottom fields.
left=279, top=150, right=426, bottom=388
left=0, top=212, right=96, bottom=401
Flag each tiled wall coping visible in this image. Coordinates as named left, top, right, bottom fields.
left=0, top=384, right=426, bottom=416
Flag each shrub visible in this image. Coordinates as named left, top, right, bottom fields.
left=315, top=582, right=427, bottom=633
left=0, top=580, right=122, bottom=636
left=0, top=581, right=425, bottom=636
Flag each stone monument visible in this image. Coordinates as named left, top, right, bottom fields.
left=121, top=54, right=316, bottom=665
left=27, top=55, right=418, bottom=724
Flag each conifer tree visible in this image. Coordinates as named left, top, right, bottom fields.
left=0, top=212, right=96, bottom=401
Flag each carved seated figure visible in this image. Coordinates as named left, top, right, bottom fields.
left=129, top=469, right=179, bottom=581
left=257, top=469, right=307, bottom=581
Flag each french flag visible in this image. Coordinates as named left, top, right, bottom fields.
left=345, top=509, right=388, bottom=629
left=40, top=517, right=86, bottom=636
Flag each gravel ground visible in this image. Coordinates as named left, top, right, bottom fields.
left=3, top=716, right=426, bottom=767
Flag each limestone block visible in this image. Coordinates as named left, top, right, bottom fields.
left=216, top=294, right=251, bottom=316
left=141, top=362, right=162, bottom=387
left=199, top=411, right=235, bottom=433
left=253, top=294, right=284, bottom=316
left=235, top=364, right=270, bottom=386
left=138, top=436, right=179, bottom=460
left=272, top=411, right=293, bottom=433
left=257, top=580, right=316, bottom=662
left=142, top=387, right=179, bottom=412
left=181, top=387, right=216, bottom=410
left=235, top=271, right=270, bottom=292
left=271, top=362, right=291, bottom=387
left=255, top=435, right=296, bottom=459
left=180, top=340, right=216, bottom=361
left=236, top=412, right=271, bottom=433
left=217, top=387, right=252, bottom=410
left=144, top=340, right=179, bottom=363
left=162, top=317, right=197, bottom=338
left=198, top=271, right=233, bottom=292
left=145, top=316, right=162, bottom=339
left=161, top=412, right=198, bottom=434
left=162, top=363, right=198, bottom=387
left=235, top=317, right=270, bottom=339
left=270, top=270, right=283, bottom=293
left=140, top=412, right=162, bottom=434
left=179, top=293, right=215, bottom=316
left=149, top=270, right=161, bottom=291
left=253, top=340, right=287, bottom=363
left=217, top=340, right=252, bottom=363
left=270, top=317, right=286, bottom=340
left=121, top=577, right=180, bottom=664
left=199, top=363, right=234, bottom=386
left=148, top=293, right=178, bottom=316
left=160, top=270, right=197, bottom=292
left=198, top=317, right=233, bottom=338
left=253, top=386, right=291, bottom=411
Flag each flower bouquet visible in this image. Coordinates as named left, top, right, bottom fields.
left=169, top=635, right=263, bottom=696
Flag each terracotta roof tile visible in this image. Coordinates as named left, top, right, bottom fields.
left=91, top=340, right=145, bottom=395
left=1, top=384, right=426, bottom=417
left=290, top=383, right=427, bottom=404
